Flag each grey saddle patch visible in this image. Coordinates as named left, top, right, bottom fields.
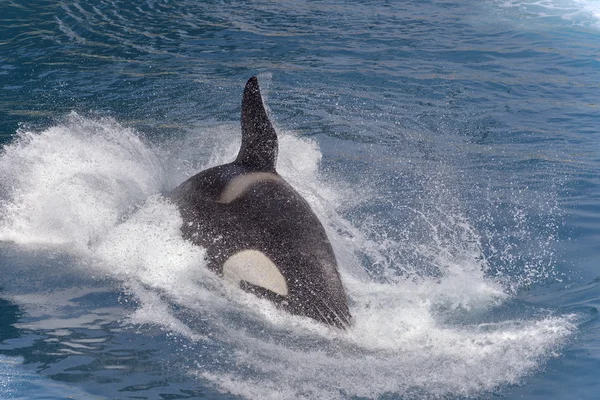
left=217, top=172, right=283, bottom=204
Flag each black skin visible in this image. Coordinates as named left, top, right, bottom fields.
left=168, top=163, right=351, bottom=328
left=168, top=77, right=351, bottom=328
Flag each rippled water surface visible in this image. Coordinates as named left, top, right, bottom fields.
left=1, top=1, right=599, bottom=399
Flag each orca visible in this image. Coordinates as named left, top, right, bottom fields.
left=168, top=77, right=351, bottom=328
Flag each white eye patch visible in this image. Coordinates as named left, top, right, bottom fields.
left=222, top=250, right=288, bottom=296
left=218, top=172, right=282, bottom=204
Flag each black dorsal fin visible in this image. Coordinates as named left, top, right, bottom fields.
left=235, top=76, right=278, bottom=171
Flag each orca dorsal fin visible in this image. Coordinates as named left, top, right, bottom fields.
left=235, top=76, right=278, bottom=172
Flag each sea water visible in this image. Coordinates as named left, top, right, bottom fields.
left=0, top=1, right=598, bottom=399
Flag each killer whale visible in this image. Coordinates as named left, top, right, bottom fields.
left=169, top=76, right=351, bottom=328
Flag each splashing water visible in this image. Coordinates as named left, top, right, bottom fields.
left=0, top=113, right=164, bottom=248
left=497, top=0, right=600, bottom=27
left=0, top=114, right=577, bottom=399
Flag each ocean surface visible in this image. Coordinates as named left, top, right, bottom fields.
left=0, top=0, right=599, bottom=399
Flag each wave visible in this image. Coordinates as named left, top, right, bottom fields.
left=497, top=0, right=600, bottom=27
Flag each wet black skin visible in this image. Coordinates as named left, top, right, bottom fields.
left=168, top=77, right=351, bottom=328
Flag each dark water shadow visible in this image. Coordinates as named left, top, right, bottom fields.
left=0, top=289, right=22, bottom=344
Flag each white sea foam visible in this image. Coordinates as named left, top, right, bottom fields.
left=0, top=114, right=577, bottom=399
left=497, top=0, right=600, bottom=27
left=0, top=113, right=164, bottom=249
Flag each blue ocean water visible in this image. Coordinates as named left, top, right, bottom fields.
left=1, top=0, right=599, bottom=399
